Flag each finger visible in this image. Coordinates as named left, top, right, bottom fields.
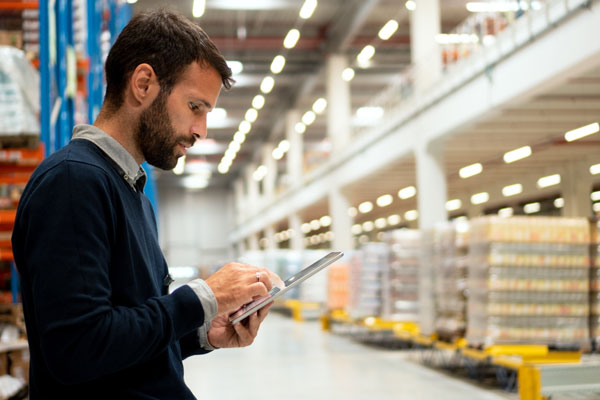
left=247, top=282, right=269, bottom=299
left=257, top=303, right=271, bottom=323
left=246, top=311, right=260, bottom=338
left=257, top=268, right=273, bottom=291
left=233, top=315, right=254, bottom=346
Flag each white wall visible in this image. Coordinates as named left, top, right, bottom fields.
left=157, top=185, right=233, bottom=268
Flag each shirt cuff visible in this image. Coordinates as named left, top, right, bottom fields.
left=186, top=279, right=218, bottom=323
left=197, top=321, right=218, bottom=351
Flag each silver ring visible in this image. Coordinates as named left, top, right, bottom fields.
left=256, top=272, right=261, bottom=282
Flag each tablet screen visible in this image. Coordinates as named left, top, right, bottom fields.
left=229, top=251, right=343, bottom=325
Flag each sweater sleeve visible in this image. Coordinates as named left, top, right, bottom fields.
left=13, top=160, right=206, bottom=385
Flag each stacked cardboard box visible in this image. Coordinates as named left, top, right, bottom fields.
left=348, top=243, right=388, bottom=319
left=466, top=216, right=590, bottom=347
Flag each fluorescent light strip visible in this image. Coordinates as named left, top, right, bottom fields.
left=283, top=29, right=300, bottom=49
left=446, top=199, right=462, bottom=211
left=537, top=174, right=561, bottom=188
left=260, top=76, right=275, bottom=94
left=554, top=198, right=564, bottom=208
left=270, top=55, right=286, bottom=74
left=471, top=192, right=489, bottom=205
left=252, top=95, right=265, bottom=110
left=299, top=0, right=317, bottom=19
left=398, top=186, right=416, bottom=200
left=192, top=0, right=205, bottom=18
left=342, top=68, right=355, bottom=82
left=358, top=201, right=373, bottom=214
left=459, top=163, right=483, bottom=179
left=564, top=122, right=599, bottom=142
left=404, top=210, right=418, bottom=221
left=376, top=194, right=393, bottom=207
left=312, top=98, right=327, bottom=114
left=502, top=183, right=523, bottom=197
left=302, top=111, right=316, bottom=125
left=378, top=20, right=399, bottom=40
left=590, top=163, right=600, bottom=175
left=504, top=146, right=532, bottom=164
left=524, top=202, right=541, bottom=214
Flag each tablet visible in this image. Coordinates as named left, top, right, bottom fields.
left=229, top=251, right=344, bottom=325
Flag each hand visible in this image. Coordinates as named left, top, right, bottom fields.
left=205, top=263, right=278, bottom=316
left=207, top=303, right=273, bottom=348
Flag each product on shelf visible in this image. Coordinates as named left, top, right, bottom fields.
left=0, top=46, right=40, bottom=137
left=432, top=221, right=469, bottom=341
left=327, top=260, right=349, bottom=311
left=590, top=220, right=600, bottom=348
left=466, top=216, right=591, bottom=348
left=348, top=243, right=388, bottom=319
left=382, top=229, right=420, bottom=322
left=418, top=229, right=436, bottom=336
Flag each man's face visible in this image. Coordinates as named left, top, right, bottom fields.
left=135, top=62, right=223, bottom=170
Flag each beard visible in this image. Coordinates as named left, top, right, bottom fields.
left=135, top=90, right=190, bottom=170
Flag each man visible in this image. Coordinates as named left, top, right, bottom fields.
left=11, top=9, right=279, bottom=399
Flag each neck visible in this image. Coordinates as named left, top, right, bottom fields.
left=94, top=107, right=144, bottom=164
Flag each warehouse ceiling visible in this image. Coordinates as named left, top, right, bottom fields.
left=132, top=0, right=600, bottom=232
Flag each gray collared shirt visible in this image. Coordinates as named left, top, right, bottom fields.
left=71, top=124, right=218, bottom=350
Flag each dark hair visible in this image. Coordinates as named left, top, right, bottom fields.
left=103, top=9, right=233, bottom=111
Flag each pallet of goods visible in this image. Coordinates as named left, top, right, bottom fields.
left=466, top=216, right=591, bottom=348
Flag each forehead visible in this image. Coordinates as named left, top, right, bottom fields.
left=172, top=61, right=222, bottom=105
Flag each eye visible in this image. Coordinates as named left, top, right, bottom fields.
left=188, top=102, right=199, bottom=111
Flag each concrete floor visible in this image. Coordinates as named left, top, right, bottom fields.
left=184, top=313, right=515, bottom=400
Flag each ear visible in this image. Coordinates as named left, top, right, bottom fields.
left=128, top=63, right=160, bottom=107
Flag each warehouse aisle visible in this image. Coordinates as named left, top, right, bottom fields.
left=184, top=313, right=513, bottom=400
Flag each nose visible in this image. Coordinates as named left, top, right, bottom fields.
left=191, top=117, right=208, bottom=141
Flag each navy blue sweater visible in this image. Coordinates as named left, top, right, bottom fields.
left=12, top=139, right=208, bottom=399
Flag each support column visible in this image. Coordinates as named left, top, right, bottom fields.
left=245, top=163, right=259, bottom=216
left=409, top=0, right=442, bottom=94
left=415, top=140, right=448, bottom=229
left=286, top=110, right=303, bottom=187
left=561, top=162, right=593, bottom=217
left=233, top=177, right=245, bottom=225
left=328, top=188, right=354, bottom=251
left=288, top=213, right=305, bottom=251
left=248, top=233, right=259, bottom=252
left=262, top=144, right=277, bottom=204
left=326, top=54, right=352, bottom=153
left=264, top=225, right=277, bottom=251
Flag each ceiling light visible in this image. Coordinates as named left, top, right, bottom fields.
left=375, top=218, right=387, bottom=229
left=302, top=111, right=316, bottom=126
left=182, top=175, right=209, bottom=189
left=173, top=156, right=185, bottom=175
left=284, top=28, right=300, bottom=49
left=405, top=0, right=416, bottom=10
left=498, top=207, right=513, bottom=218
left=398, top=186, right=417, bottom=200
left=278, top=140, right=290, bottom=152
left=502, top=183, right=523, bottom=197
left=245, top=108, right=258, bottom=123
left=362, top=221, right=374, bottom=232
left=239, top=120, right=252, bottom=134
left=387, top=215, right=401, bottom=225
left=357, top=45, right=376, bottom=64
left=537, top=174, right=561, bottom=188
left=524, top=202, right=541, bottom=214
left=378, top=20, right=399, bottom=40
left=351, top=224, right=362, bottom=235
left=459, top=163, right=483, bottom=179
left=325, top=231, right=334, bottom=241
left=192, top=0, right=205, bottom=18
left=253, top=165, right=268, bottom=181
left=320, top=215, right=332, bottom=227
left=301, top=223, right=311, bottom=233
left=590, top=163, right=600, bottom=175
left=272, top=148, right=284, bottom=160
left=446, top=199, right=462, bottom=211
left=228, top=141, right=241, bottom=152
left=224, top=148, right=236, bottom=159
left=471, top=192, right=489, bottom=205
left=404, top=210, right=418, bottom=221
left=554, top=198, right=564, bottom=208
left=348, top=207, right=358, bottom=217
left=270, top=55, right=286, bottom=74
left=503, top=146, right=532, bottom=164
left=342, top=67, right=355, bottom=82
left=312, top=98, right=327, bottom=114
left=591, top=191, right=600, bottom=202
left=310, top=219, right=321, bottom=230
left=226, top=60, right=243, bottom=75
left=564, top=122, right=599, bottom=142
left=594, top=203, right=600, bottom=213
left=217, top=164, right=229, bottom=174
left=376, top=194, right=393, bottom=207
left=295, top=122, right=306, bottom=134
left=356, top=106, right=384, bottom=120
left=299, top=0, right=317, bottom=19
left=260, top=76, right=275, bottom=94
left=126, top=0, right=138, bottom=3
left=359, top=201, right=373, bottom=214
left=233, top=131, right=246, bottom=144
left=252, top=94, right=265, bottom=110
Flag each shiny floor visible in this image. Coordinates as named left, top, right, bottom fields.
left=183, top=313, right=514, bottom=400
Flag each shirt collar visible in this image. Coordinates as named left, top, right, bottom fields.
left=72, top=124, right=147, bottom=192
